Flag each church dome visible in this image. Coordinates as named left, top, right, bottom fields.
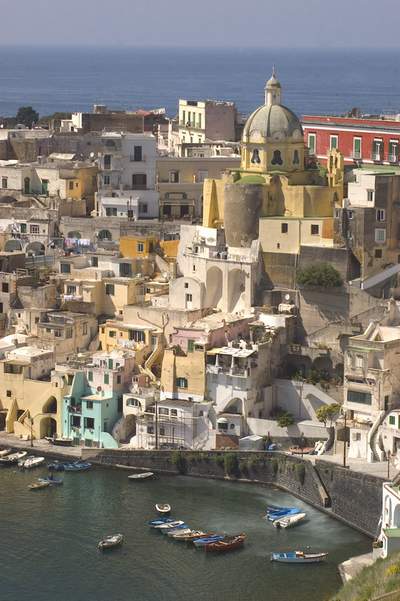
left=242, top=103, right=303, bottom=142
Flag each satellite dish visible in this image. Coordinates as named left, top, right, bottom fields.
left=90, top=152, right=95, bottom=158
left=285, top=294, right=290, bottom=301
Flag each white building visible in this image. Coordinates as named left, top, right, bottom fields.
left=178, top=100, right=237, bottom=156
left=378, top=480, right=400, bottom=558
left=96, top=132, right=159, bottom=220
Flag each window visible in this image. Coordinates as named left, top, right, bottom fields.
left=66, top=328, right=72, bottom=339
left=2, top=283, right=9, bottom=293
left=197, top=170, right=208, bottom=183
left=271, top=149, right=283, bottom=165
left=133, top=146, right=142, bottom=162
left=139, top=202, right=148, bottom=214
left=84, top=417, right=95, bottom=429
left=6, top=390, right=11, bottom=397
left=376, top=209, right=386, bottom=222
left=66, top=285, right=76, bottom=295
left=281, top=223, right=288, bottom=234
left=184, top=282, right=189, bottom=289
left=353, top=137, right=362, bottom=159
left=169, top=170, right=179, bottom=183
left=105, top=207, right=117, bottom=216
left=159, top=427, right=166, bottom=436
left=105, top=283, right=115, bottom=296
left=185, top=293, right=192, bottom=302
left=1, top=177, right=8, bottom=189
left=311, top=224, right=320, bottom=235
left=88, top=371, right=93, bottom=382
left=128, top=329, right=145, bottom=342
left=372, top=139, right=383, bottom=161
left=20, top=223, right=27, bottom=234
left=375, top=228, right=386, bottom=244
left=103, top=175, right=110, bottom=185
left=109, top=330, right=116, bottom=338
left=330, top=135, right=338, bottom=150
left=251, top=149, right=261, bottom=164
left=347, top=210, right=354, bottom=220
left=92, top=257, right=98, bottom=267
left=132, top=174, right=147, bottom=189
left=293, top=149, right=299, bottom=164
left=147, top=425, right=154, bottom=434
left=71, top=415, right=81, bottom=427
left=176, top=377, right=188, bottom=388
left=375, top=249, right=383, bottom=258
left=117, top=375, right=121, bottom=384
left=86, top=401, right=93, bottom=409
left=104, top=373, right=109, bottom=385
left=69, top=181, right=74, bottom=191
left=83, top=322, right=88, bottom=335
left=355, top=354, right=363, bottom=368
left=60, top=263, right=71, bottom=274
left=367, top=189, right=374, bottom=202
left=30, top=224, right=40, bottom=234
left=307, top=133, right=316, bottom=155
left=159, top=407, right=169, bottom=416
left=347, top=390, right=372, bottom=405
left=389, top=141, right=399, bottom=162
left=171, top=409, right=178, bottom=417
left=187, top=339, right=195, bottom=352
left=103, top=154, right=111, bottom=169
left=389, top=415, right=396, bottom=426
left=137, top=242, right=144, bottom=252
left=352, top=432, right=361, bottom=441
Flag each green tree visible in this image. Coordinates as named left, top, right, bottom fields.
left=296, top=263, right=342, bottom=288
left=316, top=403, right=341, bottom=426
left=16, top=106, right=39, bottom=128
left=224, top=453, right=240, bottom=477
left=276, top=412, right=295, bottom=428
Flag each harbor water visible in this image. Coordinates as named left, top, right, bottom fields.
left=0, top=465, right=370, bottom=601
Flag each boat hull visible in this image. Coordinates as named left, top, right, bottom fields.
left=271, top=552, right=328, bottom=563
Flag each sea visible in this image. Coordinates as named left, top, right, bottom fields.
left=1, top=46, right=400, bottom=119
left=0, top=465, right=369, bottom=601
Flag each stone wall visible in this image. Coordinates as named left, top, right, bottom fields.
left=81, top=448, right=383, bottom=537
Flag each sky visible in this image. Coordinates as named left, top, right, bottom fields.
left=1, top=0, right=399, bottom=48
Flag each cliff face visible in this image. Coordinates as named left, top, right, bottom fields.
left=331, top=553, right=400, bottom=601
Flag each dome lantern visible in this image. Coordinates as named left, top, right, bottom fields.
left=265, top=66, right=281, bottom=106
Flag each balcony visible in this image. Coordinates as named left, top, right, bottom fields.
left=389, top=154, right=399, bottom=163
left=351, top=152, right=362, bottom=160
left=372, top=153, right=383, bottom=161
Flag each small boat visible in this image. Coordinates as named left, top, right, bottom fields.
left=48, top=461, right=65, bottom=471
left=98, top=534, right=124, bottom=551
left=267, top=508, right=301, bottom=521
left=154, top=520, right=186, bottom=531
left=0, top=451, right=27, bottom=465
left=148, top=517, right=174, bottom=527
left=171, top=530, right=208, bottom=541
left=193, top=535, right=225, bottom=548
left=205, top=534, right=246, bottom=553
left=45, top=436, right=73, bottom=446
left=270, top=551, right=328, bottom=564
left=39, top=476, right=63, bottom=486
left=63, top=461, right=92, bottom=472
left=167, top=528, right=192, bottom=537
left=0, top=448, right=11, bottom=457
left=28, top=480, right=50, bottom=490
left=22, top=456, right=46, bottom=469
left=273, top=512, right=306, bottom=529
left=128, top=472, right=154, bottom=480
left=155, top=503, right=171, bottom=515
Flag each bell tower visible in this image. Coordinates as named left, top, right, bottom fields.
left=265, top=66, right=281, bottom=106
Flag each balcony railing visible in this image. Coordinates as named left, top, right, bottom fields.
left=389, top=154, right=399, bottom=163
left=351, top=152, right=362, bottom=160
left=372, top=153, right=382, bottom=161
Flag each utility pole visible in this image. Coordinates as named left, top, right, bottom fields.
left=388, top=450, right=391, bottom=479
left=155, top=397, right=159, bottom=451
left=343, top=411, right=347, bottom=468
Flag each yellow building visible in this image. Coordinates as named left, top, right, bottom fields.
left=120, top=236, right=156, bottom=259
left=160, top=348, right=206, bottom=402
left=99, top=320, right=157, bottom=358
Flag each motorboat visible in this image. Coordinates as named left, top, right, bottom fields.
left=0, top=451, right=27, bottom=466
left=205, top=534, right=246, bottom=553
left=39, top=476, right=63, bottom=486
left=153, top=520, right=186, bottom=531
left=21, top=456, right=46, bottom=469
left=28, top=480, right=50, bottom=491
left=128, top=472, right=154, bottom=480
left=273, top=512, right=307, bottom=529
left=267, top=508, right=301, bottom=522
left=171, top=530, right=208, bottom=541
left=148, top=517, right=174, bottom=527
left=155, top=503, right=171, bottom=515
left=45, top=436, right=73, bottom=446
left=98, top=534, right=124, bottom=551
left=0, top=448, right=11, bottom=457
left=270, top=550, right=328, bottom=564
left=193, top=534, right=225, bottom=548
left=167, top=528, right=192, bottom=537
left=63, top=461, right=92, bottom=472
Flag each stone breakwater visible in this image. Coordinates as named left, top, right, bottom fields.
left=81, top=448, right=383, bottom=538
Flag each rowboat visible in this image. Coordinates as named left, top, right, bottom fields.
left=270, top=551, right=328, bottom=564
left=63, top=461, right=92, bottom=472
left=48, top=461, right=65, bottom=471
left=0, top=451, right=27, bottom=466
left=205, top=534, right=246, bottom=553
left=128, top=472, right=154, bottom=480
left=171, top=530, right=208, bottom=541
left=0, top=448, right=11, bottom=457
left=167, top=528, right=192, bottom=537
left=28, top=480, right=50, bottom=490
left=155, top=503, right=171, bottom=515
left=21, top=456, right=46, bottom=469
left=39, top=476, right=63, bottom=486
left=193, top=535, right=225, bottom=547
left=148, top=517, right=174, bottom=527
left=154, top=520, right=186, bottom=531
left=98, top=534, right=124, bottom=551
left=273, top=512, right=306, bottom=529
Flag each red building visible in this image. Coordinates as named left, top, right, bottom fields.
left=302, top=115, right=400, bottom=166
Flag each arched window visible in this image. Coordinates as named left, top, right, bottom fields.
left=98, top=229, right=112, bottom=241
left=271, top=150, right=283, bottom=165
left=293, top=150, right=299, bottom=165
left=251, top=149, right=261, bottom=164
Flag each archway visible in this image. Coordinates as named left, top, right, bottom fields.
left=40, top=417, right=57, bottom=438
left=227, top=269, right=246, bottom=313
left=4, top=239, right=23, bottom=252
left=205, top=266, right=223, bottom=309
left=25, top=241, right=45, bottom=256
left=67, top=231, right=81, bottom=239
left=224, top=397, right=244, bottom=415
left=98, top=229, right=112, bottom=241
left=42, top=396, right=57, bottom=414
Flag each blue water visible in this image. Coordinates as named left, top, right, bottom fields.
left=1, top=47, right=400, bottom=118
left=0, top=466, right=369, bottom=601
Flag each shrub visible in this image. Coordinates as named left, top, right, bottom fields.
left=295, top=463, right=306, bottom=486
left=214, top=455, right=224, bottom=468
left=386, top=563, right=400, bottom=577
left=224, top=453, right=240, bottom=477
left=316, top=403, right=341, bottom=426
left=171, top=451, right=187, bottom=475
left=296, top=263, right=342, bottom=288
left=276, top=412, right=295, bottom=428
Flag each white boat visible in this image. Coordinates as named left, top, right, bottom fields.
left=273, top=512, right=307, bottom=529
left=167, top=528, right=191, bottom=537
left=271, top=550, right=328, bottom=563
left=0, top=448, right=11, bottom=457
left=0, top=451, right=27, bottom=465
left=98, top=534, right=124, bottom=550
left=23, top=456, right=46, bottom=469
left=155, top=503, right=171, bottom=514
left=154, top=520, right=185, bottom=531
left=128, top=472, right=154, bottom=480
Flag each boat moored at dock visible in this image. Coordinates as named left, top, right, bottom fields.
left=270, top=551, right=328, bottom=564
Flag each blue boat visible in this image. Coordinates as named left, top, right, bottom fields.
left=148, top=518, right=174, bottom=527
left=267, top=508, right=301, bottom=521
left=161, top=523, right=189, bottom=534
left=271, top=550, right=328, bottom=563
left=48, top=461, right=65, bottom=472
left=63, top=461, right=92, bottom=472
left=193, top=535, right=224, bottom=547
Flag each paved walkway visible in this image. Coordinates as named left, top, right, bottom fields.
left=338, top=552, right=375, bottom=583
left=315, top=453, right=394, bottom=480
left=0, top=432, right=81, bottom=458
